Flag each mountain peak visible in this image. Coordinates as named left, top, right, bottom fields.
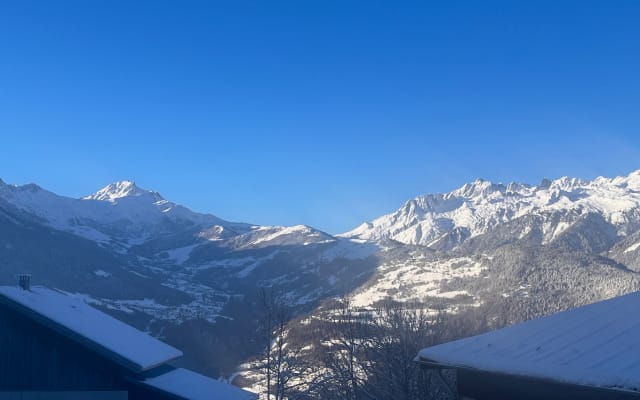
left=624, top=169, right=640, bottom=182
left=342, top=169, right=640, bottom=246
left=539, top=178, right=552, bottom=189
left=451, top=178, right=504, bottom=198
left=83, top=180, right=160, bottom=202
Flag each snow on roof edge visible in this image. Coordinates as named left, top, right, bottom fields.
left=140, top=368, right=257, bottom=400
left=0, top=286, right=183, bottom=372
left=415, top=291, right=640, bottom=393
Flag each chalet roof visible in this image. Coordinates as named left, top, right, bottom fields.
left=0, top=286, right=183, bottom=373
left=415, top=291, right=640, bottom=393
left=140, top=368, right=256, bottom=400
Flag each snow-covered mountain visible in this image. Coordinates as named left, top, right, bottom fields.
left=83, top=180, right=159, bottom=201
left=5, top=171, right=640, bottom=382
left=0, top=177, right=377, bottom=378
left=341, top=171, right=640, bottom=249
left=0, top=179, right=334, bottom=250
left=0, top=179, right=220, bottom=243
left=332, top=170, right=640, bottom=321
left=232, top=170, right=640, bottom=396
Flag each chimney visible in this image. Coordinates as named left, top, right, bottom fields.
left=17, top=274, right=31, bottom=291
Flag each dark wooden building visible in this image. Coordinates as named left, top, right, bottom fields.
left=0, top=280, right=255, bottom=400
left=415, top=292, right=640, bottom=400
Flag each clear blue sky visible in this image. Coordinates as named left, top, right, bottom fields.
left=1, top=1, right=640, bottom=233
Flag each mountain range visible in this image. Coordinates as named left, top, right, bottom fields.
left=2, top=171, right=640, bottom=377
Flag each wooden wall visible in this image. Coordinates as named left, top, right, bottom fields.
left=458, top=368, right=640, bottom=400
left=0, top=304, right=128, bottom=391
left=0, top=302, right=187, bottom=400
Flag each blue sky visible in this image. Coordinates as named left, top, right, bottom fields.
left=1, top=1, right=640, bottom=233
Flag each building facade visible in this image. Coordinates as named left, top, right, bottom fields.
left=0, top=283, right=254, bottom=400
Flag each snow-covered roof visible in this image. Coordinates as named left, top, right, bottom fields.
left=416, top=291, right=640, bottom=393
left=141, top=368, right=256, bottom=400
left=0, top=286, right=183, bottom=372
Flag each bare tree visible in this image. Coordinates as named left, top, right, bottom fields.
left=255, top=288, right=291, bottom=399
left=317, top=297, right=373, bottom=400
left=255, top=289, right=317, bottom=400
left=362, top=302, right=449, bottom=400
left=310, top=300, right=458, bottom=400
left=253, top=295, right=489, bottom=399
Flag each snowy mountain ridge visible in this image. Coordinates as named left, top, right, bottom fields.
left=4, top=171, right=640, bottom=379
left=83, top=180, right=159, bottom=202
left=0, top=179, right=226, bottom=243
left=341, top=170, right=640, bottom=247
left=0, top=179, right=333, bottom=248
left=0, top=177, right=379, bottom=377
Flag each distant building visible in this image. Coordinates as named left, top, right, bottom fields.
left=415, top=292, right=640, bottom=400
left=0, top=278, right=255, bottom=400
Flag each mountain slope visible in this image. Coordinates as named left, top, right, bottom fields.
left=341, top=170, right=640, bottom=315
left=238, top=170, right=640, bottom=396
left=341, top=171, right=640, bottom=250
left=0, top=178, right=378, bottom=377
left=0, top=179, right=228, bottom=244
left=5, top=171, right=640, bottom=383
left=0, top=179, right=336, bottom=251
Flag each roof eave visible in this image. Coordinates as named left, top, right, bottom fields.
left=0, top=292, right=182, bottom=373
left=414, top=356, right=640, bottom=398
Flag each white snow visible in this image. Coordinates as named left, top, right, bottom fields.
left=0, top=178, right=336, bottom=252
left=0, top=179, right=348, bottom=258
left=84, top=180, right=150, bottom=202
left=228, top=224, right=334, bottom=249
left=68, top=226, right=113, bottom=243
left=249, top=225, right=312, bottom=246
left=321, top=239, right=380, bottom=261
left=57, top=289, right=226, bottom=325
left=0, top=179, right=225, bottom=243
left=416, top=291, right=640, bottom=392
left=341, top=170, right=640, bottom=246
left=164, top=244, right=199, bottom=265
left=351, top=255, right=485, bottom=308
left=0, top=286, right=182, bottom=371
left=142, top=368, right=256, bottom=400
left=624, top=241, right=640, bottom=253
left=236, top=262, right=262, bottom=278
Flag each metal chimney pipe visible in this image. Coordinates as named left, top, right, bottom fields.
left=17, top=274, right=31, bottom=291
